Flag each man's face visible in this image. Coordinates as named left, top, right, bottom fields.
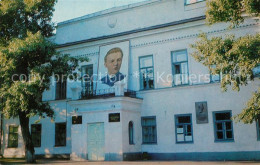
left=105, top=51, right=123, bottom=75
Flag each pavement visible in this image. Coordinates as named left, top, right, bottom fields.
left=1, top=159, right=260, bottom=165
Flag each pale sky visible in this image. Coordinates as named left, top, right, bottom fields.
left=52, top=0, right=147, bottom=24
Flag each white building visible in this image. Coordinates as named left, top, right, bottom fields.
left=1, top=0, right=260, bottom=161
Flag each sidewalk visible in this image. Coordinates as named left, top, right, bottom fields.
left=1, top=159, right=260, bottom=165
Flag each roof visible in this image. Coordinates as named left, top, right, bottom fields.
left=57, top=0, right=162, bottom=26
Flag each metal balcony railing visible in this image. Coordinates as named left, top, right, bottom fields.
left=81, top=88, right=136, bottom=100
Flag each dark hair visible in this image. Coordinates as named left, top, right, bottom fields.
left=104, top=47, right=123, bottom=62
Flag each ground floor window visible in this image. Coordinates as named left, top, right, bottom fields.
left=213, top=111, right=234, bottom=142
left=55, top=123, right=66, bottom=146
left=31, top=124, right=41, bottom=147
left=256, top=116, right=260, bottom=140
left=175, top=114, right=193, bottom=143
left=141, top=116, right=157, bottom=144
left=129, top=121, right=134, bottom=144
left=8, top=125, right=18, bottom=148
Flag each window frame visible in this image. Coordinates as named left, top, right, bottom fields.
left=55, top=122, right=67, bottom=147
left=128, top=121, right=134, bottom=145
left=139, top=55, right=154, bottom=90
left=8, top=125, right=19, bottom=148
left=141, top=116, right=157, bottom=144
left=209, top=65, right=221, bottom=83
left=31, top=124, right=42, bottom=147
left=174, top=114, right=193, bottom=144
left=55, top=75, right=67, bottom=100
left=213, top=110, right=234, bottom=142
left=171, top=49, right=189, bottom=86
left=81, top=64, right=94, bottom=97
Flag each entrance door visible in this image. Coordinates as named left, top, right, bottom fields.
left=87, top=123, right=105, bottom=161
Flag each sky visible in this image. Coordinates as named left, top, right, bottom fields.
left=52, top=0, right=147, bottom=24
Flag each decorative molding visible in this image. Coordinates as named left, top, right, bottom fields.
left=72, top=52, right=99, bottom=58
left=56, top=16, right=206, bottom=48
left=131, top=22, right=259, bottom=48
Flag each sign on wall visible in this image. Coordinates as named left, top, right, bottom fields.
left=195, top=101, right=208, bottom=124
left=96, top=41, right=129, bottom=91
left=109, top=113, right=120, bottom=122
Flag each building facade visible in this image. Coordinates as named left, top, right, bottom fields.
left=0, top=0, right=260, bottom=161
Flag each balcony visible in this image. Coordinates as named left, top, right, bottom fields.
left=80, top=88, right=137, bottom=100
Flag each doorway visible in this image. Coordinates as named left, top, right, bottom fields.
left=87, top=122, right=105, bottom=161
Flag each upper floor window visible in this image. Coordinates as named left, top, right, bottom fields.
left=139, top=56, right=154, bottom=90
left=55, top=123, right=66, bottom=147
left=213, top=111, right=234, bottom=142
left=55, top=75, right=66, bottom=100
left=175, top=114, right=193, bottom=143
left=172, top=50, right=189, bottom=86
left=141, top=116, right=157, bottom=144
left=8, top=125, right=18, bottom=148
left=185, top=0, right=204, bottom=5
left=81, top=65, right=94, bottom=97
left=129, top=121, right=134, bottom=145
left=31, top=124, right=41, bottom=147
left=253, top=65, right=260, bottom=77
left=210, top=65, right=221, bottom=83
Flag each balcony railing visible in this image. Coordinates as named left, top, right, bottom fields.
left=81, top=88, right=137, bottom=100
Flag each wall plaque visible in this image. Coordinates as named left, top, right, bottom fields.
left=109, top=113, right=120, bottom=122
left=195, top=101, right=208, bottom=124
left=72, top=115, right=82, bottom=124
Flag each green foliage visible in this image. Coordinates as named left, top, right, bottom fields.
left=191, top=33, right=260, bottom=91
left=206, top=0, right=260, bottom=26
left=0, top=0, right=87, bottom=120
left=0, top=0, right=57, bottom=46
left=236, top=88, right=260, bottom=124
left=192, top=0, right=260, bottom=124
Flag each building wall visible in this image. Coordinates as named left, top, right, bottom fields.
left=55, top=0, right=206, bottom=45
left=1, top=0, right=260, bottom=160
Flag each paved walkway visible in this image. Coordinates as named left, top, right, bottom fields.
left=1, top=159, right=260, bottom=165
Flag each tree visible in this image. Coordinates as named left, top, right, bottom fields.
left=191, top=0, right=260, bottom=124
left=0, top=0, right=85, bottom=163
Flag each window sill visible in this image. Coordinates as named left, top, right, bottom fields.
left=176, top=141, right=193, bottom=144
left=7, top=146, right=18, bottom=148
left=54, top=145, right=66, bottom=147
left=214, top=140, right=234, bottom=143
left=142, top=143, right=157, bottom=145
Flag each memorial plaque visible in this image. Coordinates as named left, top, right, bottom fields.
left=72, top=116, right=82, bottom=124
left=195, top=101, right=208, bottom=124
left=109, top=113, right=120, bottom=122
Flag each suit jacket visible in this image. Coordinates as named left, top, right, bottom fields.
left=101, top=72, right=125, bottom=87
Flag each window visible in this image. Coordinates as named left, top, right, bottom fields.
left=139, top=56, right=154, bottom=90
left=8, top=125, right=18, bottom=148
left=55, top=75, right=67, bottom=100
left=256, top=116, right=260, bottom=140
left=253, top=65, right=260, bottom=77
left=141, top=116, right=157, bottom=144
left=172, top=50, right=189, bottom=86
left=175, top=114, right=193, bottom=143
left=81, top=65, right=93, bottom=97
left=129, top=121, right=134, bottom=145
left=31, top=124, right=41, bottom=147
left=210, top=65, right=220, bottom=83
left=185, top=0, right=204, bottom=5
left=55, top=123, right=66, bottom=146
left=213, top=111, right=234, bottom=142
